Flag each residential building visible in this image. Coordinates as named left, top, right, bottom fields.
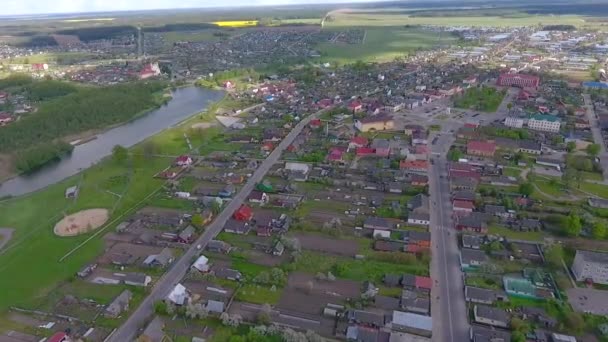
left=105, top=290, right=132, bottom=318
left=473, top=305, right=510, bottom=328
left=391, top=311, right=433, bottom=337
left=460, top=249, right=489, bottom=269
left=527, top=114, right=561, bottom=133
left=571, top=250, right=608, bottom=285
left=400, top=160, right=428, bottom=173
left=518, top=140, right=542, bottom=155
left=504, top=116, right=524, bottom=128
left=465, top=287, right=508, bottom=305
left=355, top=115, right=395, bottom=132
left=469, top=324, right=511, bottom=342
left=497, top=73, right=540, bottom=88
left=467, top=140, right=497, bottom=157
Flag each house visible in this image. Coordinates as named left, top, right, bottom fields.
left=272, top=240, right=285, bottom=256
left=0, top=113, right=13, bottom=126
left=386, top=182, right=403, bottom=194
left=233, top=205, right=253, bottom=221
left=412, top=130, right=428, bottom=145
left=192, top=255, right=210, bottom=272
left=391, top=311, right=432, bottom=337
left=551, top=333, right=577, bottom=342
left=588, top=197, right=608, bottom=209
left=345, top=326, right=385, bottom=342
left=411, top=175, right=429, bottom=186
left=248, top=191, right=269, bottom=204
left=469, top=324, right=511, bottom=342
left=571, top=250, right=608, bottom=285
left=124, top=273, right=151, bottom=287
left=140, top=316, right=165, bottom=342
left=218, top=184, right=236, bottom=198
left=355, top=115, right=395, bottom=132
left=465, top=287, right=508, bottom=305
left=400, top=160, right=428, bottom=173
left=364, top=217, right=392, bottom=230
left=460, top=249, right=488, bottom=269
left=456, top=214, right=488, bottom=233
left=497, top=73, right=540, bottom=88
left=408, top=213, right=430, bottom=226
left=105, top=290, right=132, bottom=318
left=520, top=307, right=557, bottom=329
left=207, top=240, right=232, bottom=254
left=328, top=147, right=345, bottom=162
left=535, top=157, right=562, bottom=170
left=224, top=219, right=251, bottom=234
left=349, top=100, right=364, bottom=112
left=453, top=200, right=475, bottom=213
left=403, top=231, right=431, bottom=248
left=371, top=139, right=391, bottom=157
left=402, top=274, right=432, bottom=292
left=143, top=248, right=174, bottom=268
left=177, top=226, right=196, bottom=243
left=175, top=155, right=193, bottom=167
left=206, top=299, right=225, bottom=314
left=215, top=268, right=243, bottom=281
left=467, top=140, right=496, bottom=157
left=349, top=136, right=369, bottom=149
left=384, top=274, right=402, bottom=287
left=462, top=235, right=483, bottom=249
left=374, top=295, right=400, bottom=311
left=473, top=305, right=510, bottom=328
left=484, top=205, right=509, bottom=218
left=374, top=240, right=404, bottom=252
left=356, top=147, right=376, bottom=157
left=518, top=140, right=542, bottom=155
left=400, top=291, right=431, bottom=316
left=347, top=310, right=385, bottom=327
left=453, top=190, right=476, bottom=203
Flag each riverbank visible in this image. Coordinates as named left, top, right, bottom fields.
left=0, top=89, right=233, bottom=310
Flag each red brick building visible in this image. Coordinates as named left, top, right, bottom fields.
left=497, top=73, right=540, bottom=88
left=467, top=140, right=496, bottom=157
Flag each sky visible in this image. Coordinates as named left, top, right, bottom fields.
left=1, top=0, right=379, bottom=16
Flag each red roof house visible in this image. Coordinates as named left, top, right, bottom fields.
left=399, top=160, right=428, bottom=173
left=356, top=147, right=376, bottom=157
left=48, top=332, right=69, bottom=342
left=234, top=205, right=253, bottom=221
left=415, top=276, right=432, bottom=291
left=309, top=118, right=322, bottom=129
left=175, top=155, right=193, bottom=167
left=350, top=136, right=369, bottom=148
left=328, top=147, right=345, bottom=162
left=467, top=140, right=496, bottom=157
left=0, top=113, right=13, bottom=125
left=261, top=142, right=274, bottom=152
left=348, top=100, right=363, bottom=112
left=317, top=98, right=333, bottom=109
left=453, top=200, right=475, bottom=212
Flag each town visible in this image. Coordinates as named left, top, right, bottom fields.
left=1, top=2, right=608, bottom=342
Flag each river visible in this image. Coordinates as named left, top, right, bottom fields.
left=0, top=86, right=224, bottom=197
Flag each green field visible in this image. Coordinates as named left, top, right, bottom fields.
left=316, top=27, right=454, bottom=63
left=454, top=87, right=506, bottom=112
left=488, top=225, right=545, bottom=242
left=324, top=11, right=591, bottom=28
left=0, top=93, right=234, bottom=311
left=0, top=52, right=93, bottom=64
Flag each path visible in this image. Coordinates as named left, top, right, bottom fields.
left=107, top=106, right=332, bottom=342
left=0, top=228, right=14, bottom=252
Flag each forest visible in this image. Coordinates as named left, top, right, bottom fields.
left=14, top=142, right=74, bottom=173
left=0, top=80, right=167, bottom=168
left=56, top=26, right=137, bottom=42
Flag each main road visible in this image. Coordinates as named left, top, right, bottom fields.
left=429, top=132, right=470, bottom=342
left=108, top=108, right=329, bottom=342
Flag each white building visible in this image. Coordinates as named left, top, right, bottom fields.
left=504, top=117, right=524, bottom=128
left=527, top=114, right=561, bottom=133
left=572, top=250, right=608, bottom=285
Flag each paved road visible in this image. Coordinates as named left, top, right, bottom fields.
left=429, top=132, right=469, bottom=342
left=108, top=109, right=328, bottom=342
left=583, top=94, right=608, bottom=181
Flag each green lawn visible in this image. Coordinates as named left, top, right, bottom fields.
left=0, top=92, right=230, bottom=311
left=502, top=167, right=522, bottom=178
left=316, top=27, right=455, bottom=63
left=235, top=284, right=282, bottom=305
left=453, top=87, right=506, bottom=112
left=488, top=225, right=544, bottom=242
left=465, top=275, right=502, bottom=290
left=325, top=11, right=590, bottom=28
left=292, top=251, right=428, bottom=283
left=580, top=182, right=608, bottom=198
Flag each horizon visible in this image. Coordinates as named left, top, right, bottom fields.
left=1, top=0, right=384, bottom=17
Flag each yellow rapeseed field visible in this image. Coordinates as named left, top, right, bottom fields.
left=213, top=20, right=259, bottom=27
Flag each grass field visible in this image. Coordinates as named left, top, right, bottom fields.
left=316, top=26, right=454, bottom=63
left=488, top=225, right=545, bottom=242
left=324, top=11, right=590, bottom=28
left=0, top=52, right=93, bottom=64
left=454, top=87, right=506, bottom=112
left=0, top=94, right=233, bottom=311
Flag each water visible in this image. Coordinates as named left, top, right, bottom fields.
left=0, top=86, right=224, bottom=197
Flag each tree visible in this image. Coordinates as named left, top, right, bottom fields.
left=191, top=214, right=204, bottom=228
left=518, top=182, right=534, bottom=196
left=592, top=221, right=607, bottom=239
left=565, top=311, right=585, bottom=332
left=447, top=148, right=463, bottom=161
left=566, top=141, right=576, bottom=152
left=257, top=304, right=272, bottom=325
left=562, top=168, right=575, bottom=189
left=112, top=145, right=129, bottom=164
left=507, top=103, right=513, bottom=111
left=562, top=213, right=582, bottom=237
left=587, top=143, right=601, bottom=156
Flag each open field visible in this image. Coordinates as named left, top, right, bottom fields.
left=54, top=208, right=109, bottom=237
left=0, top=95, right=238, bottom=311
left=316, top=26, right=454, bottom=63
left=488, top=225, right=545, bottom=242
left=324, top=11, right=591, bottom=28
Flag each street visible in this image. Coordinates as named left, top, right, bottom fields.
left=107, top=108, right=328, bottom=342
left=429, top=132, right=469, bottom=342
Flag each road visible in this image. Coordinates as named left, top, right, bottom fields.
left=108, top=108, right=328, bottom=342
left=583, top=94, right=608, bottom=181
left=429, top=132, right=469, bottom=342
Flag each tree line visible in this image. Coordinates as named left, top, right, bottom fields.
left=0, top=81, right=167, bottom=153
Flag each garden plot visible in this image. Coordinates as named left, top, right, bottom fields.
left=292, top=233, right=359, bottom=257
